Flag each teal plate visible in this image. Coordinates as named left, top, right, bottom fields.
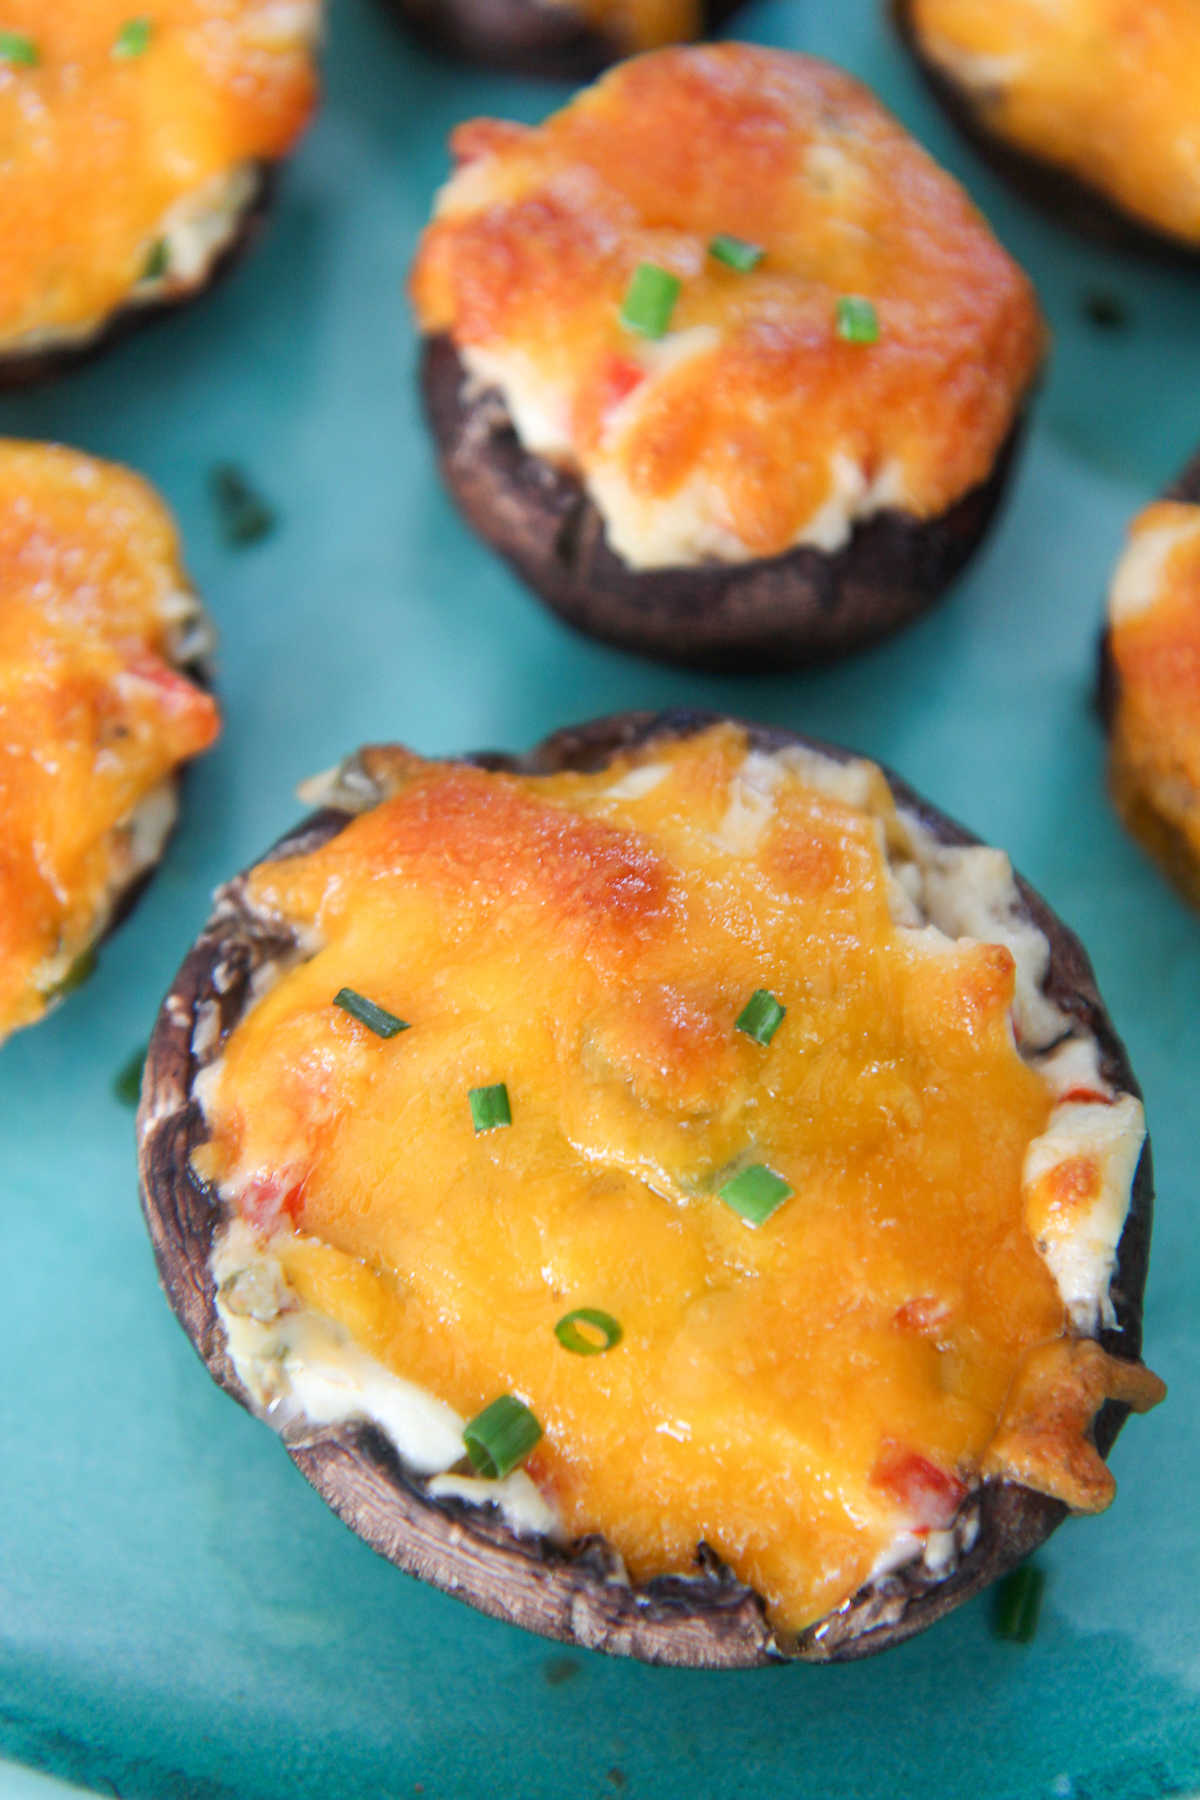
left=1, top=3, right=1197, bottom=1795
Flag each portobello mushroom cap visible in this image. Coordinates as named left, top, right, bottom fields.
left=893, top=0, right=1200, bottom=262
left=0, top=168, right=275, bottom=391
left=0, top=444, right=221, bottom=1043
left=138, top=710, right=1156, bottom=1665
left=380, top=0, right=746, bottom=81
left=1099, top=451, right=1200, bottom=905
left=421, top=333, right=1028, bottom=672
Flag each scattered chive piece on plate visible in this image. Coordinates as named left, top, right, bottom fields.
left=709, top=233, right=764, bottom=272
left=735, top=988, right=786, bottom=1046
left=719, top=1163, right=792, bottom=1227
left=469, top=1082, right=512, bottom=1133
left=210, top=463, right=276, bottom=547
left=113, top=16, right=152, bottom=57
left=463, top=1394, right=542, bottom=1479
left=0, top=31, right=38, bottom=65
left=113, top=1045, right=148, bottom=1107
left=836, top=294, right=880, bottom=345
left=142, top=239, right=169, bottom=282
left=993, top=1565, right=1045, bottom=1644
left=332, top=987, right=409, bottom=1039
left=1083, top=290, right=1129, bottom=331
left=620, top=263, right=680, bottom=339
left=555, top=1308, right=623, bottom=1356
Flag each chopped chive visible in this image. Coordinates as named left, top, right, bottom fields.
left=1083, top=289, right=1128, bottom=331
left=141, top=239, right=169, bottom=282
left=113, top=16, right=153, bottom=57
left=993, top=1565, right=1045, bottom=1644
left=0, top=30, right=38, bottom=65
left=209, top=463, right=276, bottom=548
left=463, top=1394, right=542, bottom=1479
left=469, top=1082, right=511, bottom=1133
left=709, top=233, right=764, bottom=273
left=113, top=1045, right=148, bottom=1107
left=836, top=294, right=880, bottom=345
left=555, top=1308, right=623, bottom=1356
left=620, top=263, right=680, bottom=340
left=333, top=987, right=409, bottom=1038
left=735, top=988, right=786, bottom=1046
left=719, top=1162, right=792, bottom=1227
left=51, top=947, right=98, bottom=1000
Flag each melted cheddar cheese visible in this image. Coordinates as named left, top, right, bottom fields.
left=1107, top=499, right=1200, bottom=905
left=410, top=45, right=1043, bottom=570
left=0, top=442, right=219, bottom=1042
left=0, top=1, right=319, bottom=354
left=541, top=0, right=701, bottom=52
left=909, top=0, right=1200, bottom=246
left=195, top=726, right=1159, bottom=1635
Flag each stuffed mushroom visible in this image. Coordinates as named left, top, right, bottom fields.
left=0, top=442, right=220, bottom=1046
left=383, top=0, right=744, bottom=81
left=410, top=46, right=1044, bottom=671
left=1101, top=453, right=1200, bottom=906
left=895, top=0, right=1200, bottom=258
left=0, top=2, right=320, bottom=382
left=137, top=711, right=1162, bottom=1664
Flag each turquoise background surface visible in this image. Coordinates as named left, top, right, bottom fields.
left=1, top=2, right=1197, bottom=1795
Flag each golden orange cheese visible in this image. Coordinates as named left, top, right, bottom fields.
left=411, top=45, right=1043, bottom=569
left=1107, top=498, right=1200, bottom=905
left=908, top=0, right=1200, bottom=245
left=0, top=1, right=318, bottom=353
left=0, top=442, right=219, bottom=1042
left=195, top=725, right=1158, bottom=1634
left=543, top=0, right=701, bottom=51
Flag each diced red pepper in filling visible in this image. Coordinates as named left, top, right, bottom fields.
left=870, top=1443, right=967, bottom=1530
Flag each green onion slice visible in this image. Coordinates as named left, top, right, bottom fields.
left=113, top=16, right=153, bottom=57
left=555, top=1308, right=623, bottom=1356
left=141, top=239, right=169, bottom=282
left=209, top=463, right=276, bottom=547
left=113, top=1045, right=148, bottom=1108
left=620, top=263, right=680, bottom=340
left=333, top=987, right=409, bottom=1038
left=709, top=233, right=764, bottom=272
left=463, top=1394, right=542, bottom=1479
left=469, top=1082, right=512, bottom=1132
left=719, top=1162, right=792, bottom=1227
left=993, top=1565, right=1045, bottom=1644
left=0, top=30, right=38, bottom=65
left=836, top=294, right=880, bottom=345
left=735, top=988, right=786, bottom=1046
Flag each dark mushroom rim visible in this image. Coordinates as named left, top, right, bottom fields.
left=893, top=0, right=1200, bottom=264
left=420, top=334, right=1031, bottom=673
left=137, top=710, right=1154, bottom=1665
left=0, top=165, right=276, bottom=390
left=380, top=0, right=746, bottom=82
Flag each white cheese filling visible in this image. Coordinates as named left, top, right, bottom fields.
left=1108, top=508, right=1200, bottom=625
left=3, top=166, right=262, bottom=359
left=459, top=338, right=909, bottom=570
left=203, top=742, right=1144, bottom=1560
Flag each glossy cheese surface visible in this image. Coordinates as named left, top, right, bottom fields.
left=195, top=726, right=1158, bottom=1633
left=411, top=45, right=1042, bottom=569
left=909, top=0, right=1200, bottom=245
left=0, top=443, right=219, bottom=1041
left=0, top=1, right=318, bottom=351
left=1107, top=499, right=1200, bottom=902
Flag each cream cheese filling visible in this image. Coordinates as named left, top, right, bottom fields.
left=2, top=166, right=265, bottom=360
left=202, top=742, right=1144, bottom=1559
left=458, top=338, right=910, bottom=570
